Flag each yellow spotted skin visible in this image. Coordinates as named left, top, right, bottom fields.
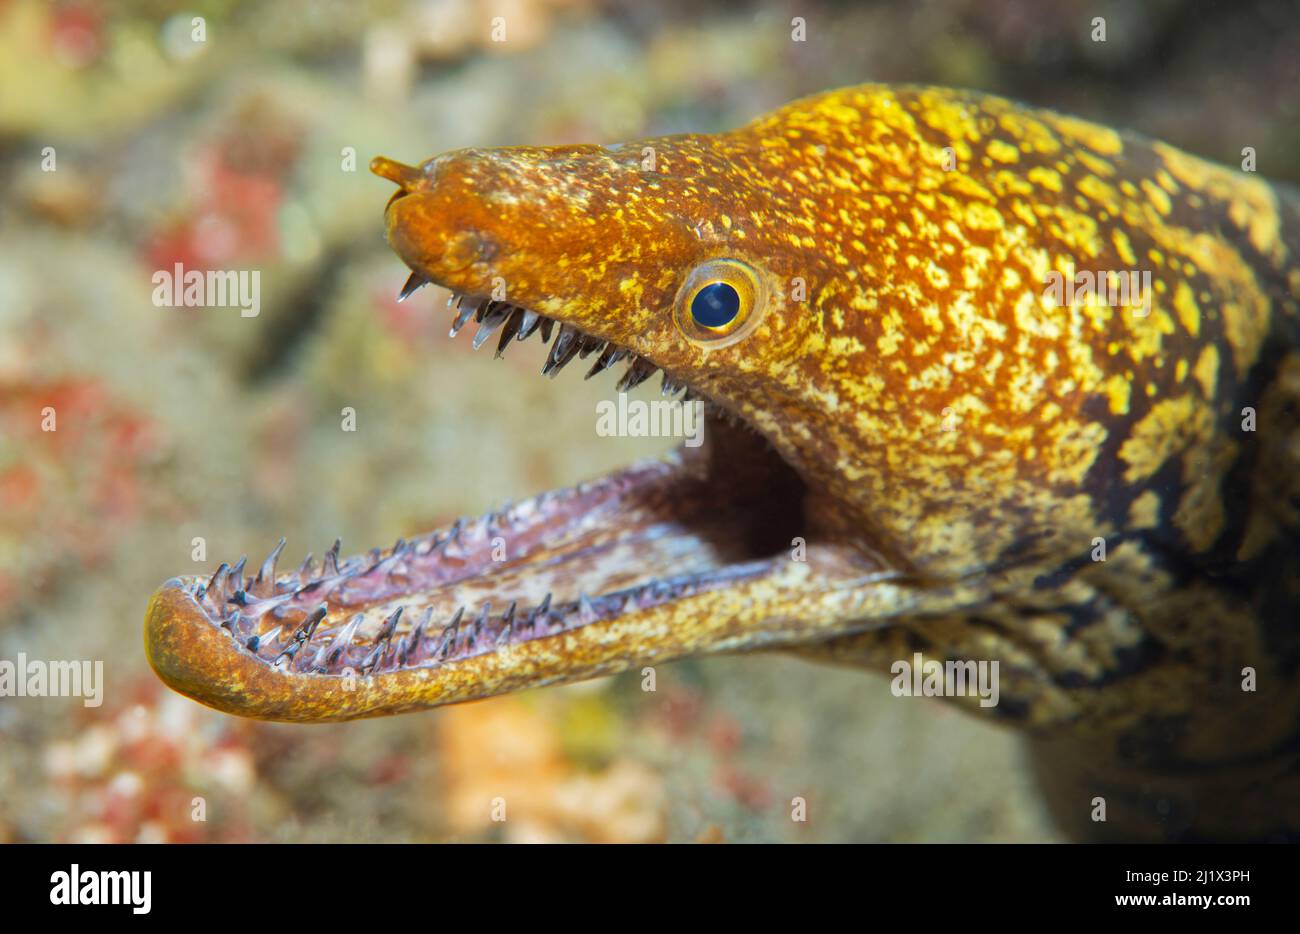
left=379, top=85, right=1300, bottom=841
left=149, top=84, right=1300, bottom=841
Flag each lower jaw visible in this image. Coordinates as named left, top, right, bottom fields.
left=143, top=418, right=864, bottom=721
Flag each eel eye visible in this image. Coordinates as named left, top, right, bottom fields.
left=691, top=282, right=740, bottom=329
left=673, top=258, right=767, bottom=347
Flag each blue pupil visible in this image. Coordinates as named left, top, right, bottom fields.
left=691, top=282, right=741, bottom=328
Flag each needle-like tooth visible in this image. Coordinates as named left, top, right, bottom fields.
left=334, top=614, right=362, bottom=648
left=402, top=608, right=432, bottom=665
left=247, top=625, right=282, bottom=652
left=294, top=553, right=315, bottom=583
left=472, top=303, right=513, bottom=349
left=450, top=300, right=478, bottom=337
left=495, top=307, right=525, bottom=356
left=253, top=538, right=287, bottom=596
left=437, top=606, right=465, bottom=659
left=543, top=324, right=582, bottom=376
left=469, top=602, right=491, bottom=647
left=516, top=309, right=541, bottom=340
left=397, top=271, right=429, bottom=302
left=273, top=641, right=303, bottom=668
left=616, top=356, right=658, bottom=391
left=585, top=345, right=628, bottom=380
left=320, top=614, right=361, bottom=667
left=378, top=606, right=403, bottom=643
left=539, top=317, right=554, bottom=343
left=496, top=601, right=517, bottom=645
left=577, top=593, right=598, bottom=624
left=323, top=539, right=341, bottom=577
left=208, top=563, right=231, bottom=597
left=228, top=556, right=247, bottom=594
left=661, top=373, right=690, bottom=397
left=299, top=604, right=328, bottom=641
left=275, top=606, right=321, bottom=665
left=359, top=641, right=385, bottom=674
left=577, top=335, right=605, bottom=359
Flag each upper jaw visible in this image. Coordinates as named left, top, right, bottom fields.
left=375, top=153, right=709, bottom=383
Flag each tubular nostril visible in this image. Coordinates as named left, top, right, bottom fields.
left=370, top=156, right=427, bottom=191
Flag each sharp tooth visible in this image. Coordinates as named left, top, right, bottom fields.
left=229, top=556, right=247, bottom=593
left=524, top=593, right=552, bottom=631
left=360, top=640, right=386, bottom=674
left=253, top=538, right=286, bottom=597
left=495, top=307, right=526, bottom=357
left=472, top=303, right=513, bottom=349
left=496, top=601, right=517, bottom=645
left=208, top=562, right=231, bottom=597
left=542, top=324, right=582, bottom=376
left=577, top=335, right=605, bottom=359
left=298, top=604, right=328, bottom=642
left=585, top=344, right=628, bottom=380
left=379, top=606, right=403, bottom=642
left=496, top=621, right=513, bottom=646
left=323, top=614, right=363, bottom=666
left=437, top=606, right=465, bottom=659
left=616, top=356, right=658, bottom=391
left=397, top=272, right=429, bottom=302
left=401, top=609, right=431, bottom=665
left=539, top=317, right=554, bottom=343
left=323, top=538, right=341, bottom=577
left=660, top=373, right=688, bottom=397
left=516, top=309, right=541, bottom=341
left=472, top=602, right=491, bottom=644
left=450, top=300, right=477, bottom=337
left=336, top=614, right=363, bottom=646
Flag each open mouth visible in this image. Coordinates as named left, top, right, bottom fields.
left=142, top=155, right=911, bottom=721
left=143, top=272, right=885, bottom=720
left=169, top=405, right=808, bottom=680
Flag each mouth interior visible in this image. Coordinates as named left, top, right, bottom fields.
left=181, top=284, right=810, bottom=678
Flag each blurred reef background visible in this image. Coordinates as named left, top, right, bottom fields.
left=0, top=0, right=1297, bottom=842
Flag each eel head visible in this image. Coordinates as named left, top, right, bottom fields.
left=146, top=89, right=1134, bottom=721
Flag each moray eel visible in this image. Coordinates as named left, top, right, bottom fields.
left=145, top=84, right=1300, bottom=841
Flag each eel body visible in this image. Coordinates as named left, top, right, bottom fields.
left=145, top=85, right=1300, bottom=841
